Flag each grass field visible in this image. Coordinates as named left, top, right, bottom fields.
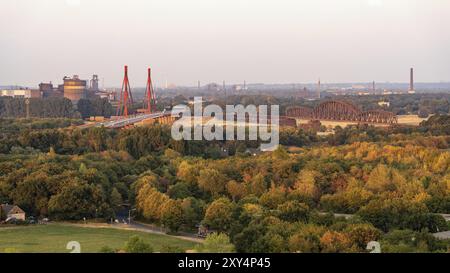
left=0, top=224, right=197, bottom=253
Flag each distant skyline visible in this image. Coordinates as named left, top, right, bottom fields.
left=1, top=0, right=449, bottom=87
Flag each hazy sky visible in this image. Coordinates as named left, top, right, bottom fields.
left=1, top=0, right=449, bottom=87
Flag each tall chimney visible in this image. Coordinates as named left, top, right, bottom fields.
left=409, top=68, right=414, bottom=92
left=317, top=78, right=321, bottom=99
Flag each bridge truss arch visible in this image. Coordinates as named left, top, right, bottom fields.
left=285, top=100, right=397, bottom=125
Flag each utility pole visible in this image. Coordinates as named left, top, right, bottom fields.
left=25, top=98, right=30, bottom=119
left=223, top=80, right=227, bottom=105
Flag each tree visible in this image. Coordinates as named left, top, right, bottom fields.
left=320, top=187, right=373, bottom=214
left=124, top=236, right=153, bottom=253
left=77, top=98, right=113, bottom=119
left=203, top=198, right=234, bottom=231
left=226, top=180, right=247, bottom=201
left=357, top=197, right=429, bottom=232
left=177, top=161, right=200, bottom=185
left=168, top=182, right=191, bottom=199
left=344, top=223, right=381, bottom=250
left=136, top=184, right=169, bottom=221
left=110, top=187, right=123, bottom=212
left=99, top=246, right=116, bottom=253
left=248, top=173, right=267, bottom=197
left=194, top=233, right=235, bottom=253
left=288, top=225, right=326, bottom=253
left=319, top=231, right=353, bottom=253
left=259, top=186, right=286, bottom=209
left=366, top=164, right=394, bottom=193
left=198, top=168, right=227, bottom=197
left=292, top=170, right=320, bottom=201
left=160, top=199, right=184, bottom=232
left=48, top=182, right=108, bottom=220
left=277, top=201, right=310, bottom=223
left=181, top=197, right=205, bottom=228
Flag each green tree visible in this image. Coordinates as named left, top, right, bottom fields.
left=124, top=236, right=153, bottom=253
left=277, top=201, right=310, bottom=223
left=110, top=187, right=123, bottom=212
left=194, top=233, right=235, bottom=253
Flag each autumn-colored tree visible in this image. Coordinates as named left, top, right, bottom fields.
left=177, top=161, right=200, bottom=186
left=203, top=198, right=234, bottom=231
left=198, top=168, right=227, bottom=197
left=344, top=223, right=381, bottom=250
left=292, top=170, right=320, bottom=200
left=366, top=164, right=394, bottom=193
left=247, top=173, right=267, bottom=197
left=259, top=186, right=286, bottom=209
left=288, top=225, right=326, bottom=253
left=319, top=231, right=353, bottom=253
left=226, top=180, right=247, bottom=201
left=136, top=184, right=169, bottom=221
left=277, top=200, right=310, bottom=223
left=160, top=199, right=184, bottom=232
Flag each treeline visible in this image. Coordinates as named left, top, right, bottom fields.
left=327, top=115, right=450, bottom=147
left=0, top=118, right=319, bottom=157
left=0, top=97, right=77, bottom=118
left=77, top=98, right=114, bottom=119
left=0, top=97, right=114, bottom=119
left=345, top=93, right=450, bottom=116
left=206, top=93, right=450, bottom=116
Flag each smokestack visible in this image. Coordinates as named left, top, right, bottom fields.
left=372, top=81, right=376, bottom=93
left=317, top=78, right=321, bottom=99
left=409, top=68, right=414, bottom=92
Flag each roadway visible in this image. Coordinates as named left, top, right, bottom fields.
left=79, top=111, right=172, bottom=129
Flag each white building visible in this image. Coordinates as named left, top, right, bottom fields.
left=0, top=89, right=40, bottom=98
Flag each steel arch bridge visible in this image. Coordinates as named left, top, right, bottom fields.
left=286, top=100, right=398, bottom=125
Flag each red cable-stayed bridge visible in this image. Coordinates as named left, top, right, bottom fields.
left=79, top=65, right=176, bottom=129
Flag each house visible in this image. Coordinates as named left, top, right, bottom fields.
left=0, top=204, right=26, bottom=221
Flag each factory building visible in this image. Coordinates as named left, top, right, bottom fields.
left=89, top=74, right=99, bottom=92
left=39, top=82, right=63, bottom=98
left=63, top=75, right=87, bottom=102
left=0, top=88, right=41, bottom=99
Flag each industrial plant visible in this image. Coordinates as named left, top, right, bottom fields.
left=0, top=74, right=115, bottom=103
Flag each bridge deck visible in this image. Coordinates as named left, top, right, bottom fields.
left=78, top=111, right=172, bottom=129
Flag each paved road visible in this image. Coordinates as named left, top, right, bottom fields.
left=129, top=221, right=203, bottom=243
left=79, top=111, right=172, bottom=129
left=61, top=221, right=203, bottom=244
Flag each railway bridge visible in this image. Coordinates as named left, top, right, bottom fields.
left=286, top=100, right=398, bottom=125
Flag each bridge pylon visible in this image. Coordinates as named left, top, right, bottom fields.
left=144, top=68, right=156, bottom=113
left=116, top=65, right=134, bottom=118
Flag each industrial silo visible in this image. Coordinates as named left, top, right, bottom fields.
left=63, top=75, right=87, bottom=102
